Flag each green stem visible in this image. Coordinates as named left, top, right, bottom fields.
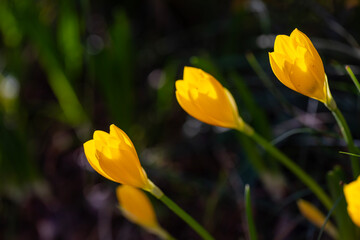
left=330, top=107, right=360, bottom=177
left=157, top=194, right=214, bottom=240
left=242, top=128, right=333, bottom=210
left=245, top=184, right=258, bottom=240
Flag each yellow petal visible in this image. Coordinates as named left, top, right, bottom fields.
left=175, top=80, right=191, bottom=101
left=290, top=57, right=325, bottom=101
left=175, top=66, right=243, bottom=130
left=83, top=125, right=152, bottom=190
left=224, top=88, right=243, bottom=127
left=109, top=124, right=135, bottom=149
left=344, top=176, right=360, bottom=227
left=269, top=52, right=296, bottom=91
left=93, top=130, right=121, bottom=150
left=274, top=35, right=297, bottom=60
left=194, top=91, right=236, bottom=128
left=183, top=66, right=218, bottom=99
left=297, top=199, right=338, bottom=239
left=291, top=28, right=322, bottom=64
left=116, top=185, right=159, bottom=228
left=96, top=146, right=149, bottom=188
left=269, top=28, right=331, bottom=104
left=83, top=140, right=117, bottom=182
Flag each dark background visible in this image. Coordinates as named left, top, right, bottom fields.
left=0, top=0, right=359, bottom=239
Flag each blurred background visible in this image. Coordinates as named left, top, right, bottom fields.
left=0, top=0, right=360, bottom=239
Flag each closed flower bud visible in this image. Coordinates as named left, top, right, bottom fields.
left=83, top=124, right=157, bottom=193
left=176, top=66, right=245, bottom=131
left=116, top=185, right=169, bottom=239
left=116, top=185, right=159, bottom=228
left=344, top=176, right=360, bottom=227
left=297, top=199, right=337, bottom=238
left=269, top=29, right=335, bottom=108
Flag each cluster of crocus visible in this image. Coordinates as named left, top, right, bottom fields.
left=83, top=28, right=360, bottom=239
left=174, top=29, right=359, bottom=233
left=83, top=125, right=167, bottom=237
left=175, top=63, right=332, bottom=211
left=268, top=29, right=360, bottom=229
left=84, top=124, right=213, bottom=240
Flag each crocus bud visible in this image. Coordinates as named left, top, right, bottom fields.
left=176, top=66, right=246, bottom=131
left=269, top=28, right=335, bottom=109
left=117, top=185, right=159, bottom=228
left=116, top=185, right=169, bottom=239
left=297, top=199, right=337, bottom=238
left=84, top=124, right=159, bottom=194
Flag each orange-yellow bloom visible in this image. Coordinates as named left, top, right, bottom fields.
left=175, top=66, right=244, bottom=130
left=297, top=199, right=337, bottom=238
left=269, top=28, right=334, bottom=107
left=83, top=124, right=157, bottom=193
left=344, top=176, right=360, bottom=227
left=117, top=185, right=159, bottom=228
left=116, top=185, right=169, bottom=238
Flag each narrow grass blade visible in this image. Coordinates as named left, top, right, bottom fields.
left=245, top=184, right=258, bottom=240
left=339, top=151, right=360, bottom=158
left=345, top=65, right=360, bottom=94
left=245, top=52, right=292, bottom=113
left=316, top=195, right=342, bottom=240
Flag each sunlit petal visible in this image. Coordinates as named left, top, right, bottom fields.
left=344, top=176, right=360, bottom=227
left=83, top=140, right=117, bottom=182
left=269, top=28, right=331, bottom=104
left=116, top=185, right=159, bottom=228
left=83, top=125, right=152, bottom=190
left=175, top=67, right=244, bottom=130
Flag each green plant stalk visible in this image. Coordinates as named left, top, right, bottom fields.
left=241, top=127, right=333, bottom=210
left=330, top=107, right=360, bottom=177
left=327, top=166, right=357, bottom=240
left=345, top=65, right=360, bottom=94
left=156, top=194, right=214, bottom=240
left=245, top=184, right=258, bottom=240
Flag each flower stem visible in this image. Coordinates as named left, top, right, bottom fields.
left=156, top=194, right=214, bottom=240
left=245, top=184, right=258, bottom=240
left=242, top=128, right=333, bottom=210
left=151, top=226, right=176, bottom=240
left=330, top=106, right=360, bottom=178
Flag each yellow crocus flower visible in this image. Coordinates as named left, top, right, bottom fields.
left=175, top=66, right=245, bottom=131
left=344, top=176, right=360, bottom=227
left=83, top=124, right=160, bottom=195
left=116, top=185, right=170, bottom=239
left=269, top=28, right=335, bottom=108
left=297, top=199, right=338, bottom=238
